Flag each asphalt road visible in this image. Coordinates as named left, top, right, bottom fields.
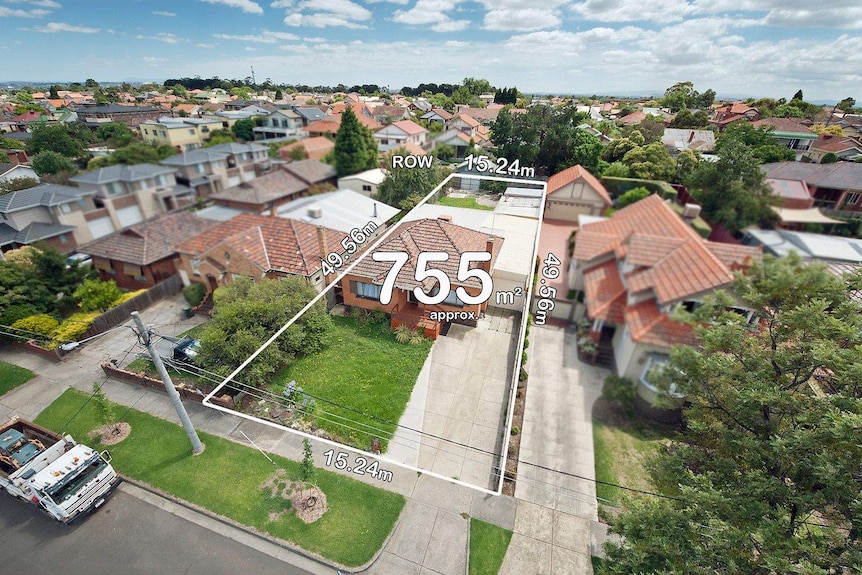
left=0, top=487, right=317, bottom=575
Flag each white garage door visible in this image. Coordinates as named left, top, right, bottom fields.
left=116, top=205, right=143, bottom=228
left=88, top=217, right=115, bottom=239
left=545, top=200, right=592, bottom=222
left=228, top=175, right=241, bottom=187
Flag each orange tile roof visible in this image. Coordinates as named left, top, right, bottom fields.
left=574, top=194, right=760, bottom=304
left=278, top=136, right=334, bottom=161
left=349, top=218, right=503, bottom=291
left=390, top=120, right=426, bottom=135
left=583, top=260, right=626, bottom=324
left=547, top=165, right=612, bottom=206
left=624, top=300, right=697, bottom=348
left=179, top=213, right=345, bottom=276
left=454, top=114, right=480, bottom=128
left=399, top=142, right=427, bottom=156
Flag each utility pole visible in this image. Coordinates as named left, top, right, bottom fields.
left=131, top=311, right=204, bottom=455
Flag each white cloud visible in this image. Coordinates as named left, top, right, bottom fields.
left=30, top=21, right=99, bottom=33
left=366, top=0, right=409, bottom=4
left=271, top=0, right=292, bottom=6
left=483, top=8, right=560, bottom=31
left=0, top=6, right=50, bottom=17
left=196, top=42, right=218, bottom=48
left=303, top=36, right=327, bottom=42
left=245, top=46, right=256, bottom=51
left=135, top=32, right=189, bottom=43
left=4, top=0, right=61, bottom=7
left=571, top=0, right=697, bottom=24
left=392, top=0, right=470, bottom=32
left=765, top=8, right=862, bottom=29
left=152, top=10, right=176, bottom=17
left=199, top=0, right=264, bottom=14
left=214, top=29, right=300, bottom=42
left=280, top=0, right=372, bottom=28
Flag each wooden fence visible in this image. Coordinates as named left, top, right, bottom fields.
left=79, top=275, right=183, bottom=340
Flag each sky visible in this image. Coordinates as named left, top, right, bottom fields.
left=0, top=0, right=860, bottom=101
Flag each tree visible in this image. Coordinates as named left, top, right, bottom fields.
left=204, top=130, right=236, bottom=147
left=275, top=89, right=283, bottom=101
left=791, top=88, right=804, bottom=101
left=837, top=97, right=856, bottom=113
left=198, top=276, right=333, bottom=388
left=604, top=254, right=862, bottom=573
left=27, top=124, right=86, bottom=158
left=773, top=103, right=804, bottom=118
left=668, top=108, right=709, bottom=128
left=602, top=161, right=630, bottom=178
left=809, top=123, right=844, bottom=136
left=821, top=152, right=840, bottom=164
left=32, top=150, right=77, bottom=176
left=674, top=148, right=701, bottom=184
left=0, top=177, right=39, bottom=194
left=96, top=122, right=135, bottom=147
left=171, top=84, right=188, bottom=99
left=48, top=85, right=60, bottom=99
left=74, top=279, right=122, bottom=312
left=376, top=148, right=443, bottom=207
left=621, top=142, right=676, bottom=181
left=659, top=82, right=714, bottom=113
left=603, top=130, right=645, bottom=163
left=616, top=186, right=651, bottom=208
left=688, top=138, right=776, bottom=234
left=92, top=382, right=115, bottom=426
left=231, top=118, right=256, bottom=141
left=334, top=107, right=377, bottom=177
left=719, top=123, right=795, bottom=163
left=88, top=142, right=175, bottom=169
left=1, top=136, right=25, bottom=150
left=84, top=78, right=100, bottom=89
left=300, top=438, right=315, bottom=481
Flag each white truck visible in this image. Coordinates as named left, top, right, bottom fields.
left=0, top=417, right=122, bottom=523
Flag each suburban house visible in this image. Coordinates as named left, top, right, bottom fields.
left=373, top=120, right=428, bottom=152
left=174, top=212, right=346, bottom=293
left=0, top=163, right=38, bottom=186
left=341, top=217, right=506, bottom=339
left=752, top=118, right=818, bottom=159
left=139, top=117, right=225, bottom=152
left=276, top=189, right=398, bottom=235
left=452, top=106, right=500, bottom=125
left=278, top=136, right=334, bottom=161
left=571, top=194, right=761, bottom=409
left=76, top=104, right=162, bottom=127
left=370, top=105, right=411, bottom=124
left=205, top=142, right=272, bottom=187
left=292, top=106, right=327, bottom=126
left=429, top=129, right=476, bottom=159
left=806, top=135, right=862, bottom=163
left=209, top=160, right=335, bottom=213
left=0, top=183, right=94, bottom=253
left=661, top=128, right=716, bottom=154
left=762, top=162, right=862, bottom=214
left=767, top=178, right=813, bottom=209
left=447, top=114, right=482, bottom=139
left=79, top=211, right=217, bottom=289
left=742, top=227, right=862, bottom=267
left=420, top=108, right=453, bottom=126
left=709, top=101, right=760, bottom=131
left=337, top=168, right=386, bottom=198
left=70, top=164, right=192, bottom=237
left=253, top=109, right=305, bottom=140
left=160, top=149, right=230, bottom=197
left=544, top=165, right=613, bottom=221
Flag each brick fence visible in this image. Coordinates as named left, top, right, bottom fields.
left=100, top=362, right=235, bottom=410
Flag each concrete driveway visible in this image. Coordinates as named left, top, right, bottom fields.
left=389, top=308, right=519, bottom=491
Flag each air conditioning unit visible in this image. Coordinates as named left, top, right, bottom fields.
left=682, top=203, right=702, bottom=220
left=308, top=206, right=322, bottom=218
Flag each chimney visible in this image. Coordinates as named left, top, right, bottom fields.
left=317, top=225, right=331, bottom=275
left=372, top=202, right=378, bottom=219
left=483, top=237, right=495, bottom=273
left=437, top=215, right=452, bottom=222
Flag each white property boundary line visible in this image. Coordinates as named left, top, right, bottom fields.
left=202, top=170, right=547, bottom=496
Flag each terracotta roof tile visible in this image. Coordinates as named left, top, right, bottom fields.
left=546, top=165, right=612, bottom=205
left=210, top=169, right=308, bottom=206
left=583, top=261, right=626, bottom=324
left=625, top=300, right=697, bottom=348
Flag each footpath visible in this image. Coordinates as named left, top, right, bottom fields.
left=0, top=293, right=603, bottom=575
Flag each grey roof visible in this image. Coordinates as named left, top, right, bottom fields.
left=743, top=228, right=862, bottom=263
left=762, top=162, right=862, bottom=192
left=0, top=162, right=14, bottom=175
left=160, top=149, right=229, bottom=167
left=0, top=183, right=90, bottom=213
left=0, top=221, right=75, bottom=246
left=77, top=104, right=159, bottom=114
left=293, top=107, right=326, bottom=122
left=2, top=132, right=31, bottom=141
left=206, top=142, right=270, bottom=155
left=283, top=159, right=337, bottom=185
left=70, top=164, right=177, bottom=185
left=276, top=189, right=398, bottom=233
left=194, top=205, right=246, bottom=222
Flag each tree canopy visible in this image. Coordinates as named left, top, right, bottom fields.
left=659, top=82, right=716, bottom=112
left=231, top=118, right=256, bottom=141
left=198, top=276, right=333, bottom=389
left=87, top=142, right=176, bottom=169
left=32, top=150, right=77, bottom=176
left=334, top=107, right=378, bottom=177
left=27, top=124, right=89, bottom=158
left=604, top=254, right=862, bottom=574
left=376, top=148, right=444, bottom=209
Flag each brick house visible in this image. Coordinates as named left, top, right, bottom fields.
left=341, top=217, right=503, bottom=339
left=545, top=165, right=613, bottom=221
left=76, top=104, right=162, bottom=127
left=79, top=211, right=217, bottom=289
left=762, top=162, right=862, bottom=214
left=174, top=212, right=345, bottom=294
left=571, top=194, right=761, bottom=409
left=210, top=160, right=336, bottom=214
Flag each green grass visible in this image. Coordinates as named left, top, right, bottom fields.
left=593, top=421, right=671, bottom=505
left=179, top=323, right=207, bottom=339
left=35, top=388, right=405, bottom=568
left=274, top=316, right=431, bottom=451
left=469, top=518, right=513, bottom=575
left=0, top=361, right=35, bottom=396
left=438, top=196, right=495, bottom=211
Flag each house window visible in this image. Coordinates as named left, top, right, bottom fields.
left=188, top=129, right=195, bottom=135
left=59, top=234, right=68, bottom=244
left=60, top=203, right=72, bottom=214
left=160, top=130, right=167, bottom=137
left=681, top=300, right=702, bottom=313
left=362, top=184, right=372, bottom=192
left=106, top=182, right=123, bottom=195
left=847, top=193, right=861, bottom=205
left=727, top=306, right=757, bottom=324
left=639, top=354, right=685, bottom=398
left=191, top=257, right=200, bottom=276
left=352, top=280, right=382, bottom=300
left=155, top=174, right=168, bottom=187
left=194, top=163, right=205, bottom=174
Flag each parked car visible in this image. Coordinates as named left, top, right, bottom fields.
left=172, top=338, right=201, bottom=364
left=65, top=253, right=92, bottom=269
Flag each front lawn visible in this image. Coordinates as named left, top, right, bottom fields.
left=273, top=316, right=432, bottom=451
left=0, top=361, right=35, bottom=396
left=35, top=388, right=405, bottom=568
left=469, top=518, right=513, bottom=575
left=593, top=419, right=671, bottom=505
left=438, top=196, right=495, bottom=211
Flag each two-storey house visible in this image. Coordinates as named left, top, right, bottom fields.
left=205, top=142, right=272, bottom=187
left=139, top=117, right=225, bottom=152
left=253, top=109, right=305, bottom=140
left=160, top=149, right=230, bottom=197
left=373, top=120, right=427, bottom=153
left=0, top=184, right=95, bottom=253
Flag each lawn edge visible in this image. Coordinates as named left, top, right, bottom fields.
left=121, top=474, right=403, bottom=572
